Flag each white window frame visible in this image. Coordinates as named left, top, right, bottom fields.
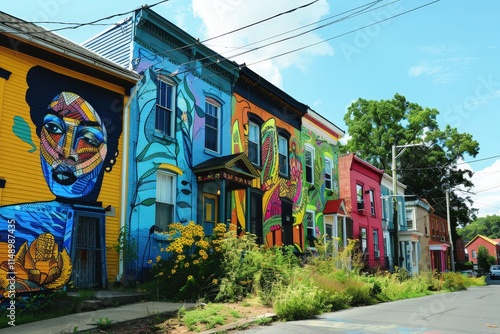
left=306, top=210, right=316, bottom=248
left=205, top=98, right=220, bottom=153
left=356, top=184, right=364, bottom=210
left=248, top=121, right=260, bottom=166
left=278, top=134, right=289, bottom=176
left=369, top=189, right=375, bottom=216
left=406, top=209, right=415, bottom=230
left=471, top=250, right=477, bottom=259
left=361, top=227, right=367, bottom=253
left=373, top=229, right=380, bottom=258
left=155, top=76, right=176, bottom=137
left=324, top=157, right=333, bottom=190
left=156, top=171, right=176, bottom=231
left=305, top=145, right=315, bottom=184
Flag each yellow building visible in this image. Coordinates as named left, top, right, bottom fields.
left=0, top=11, right=138, bottom=299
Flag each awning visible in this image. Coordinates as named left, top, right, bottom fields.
left=193, top=153, right=260, bottom=190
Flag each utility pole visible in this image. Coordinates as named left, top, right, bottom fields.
left=446, top=190, right=455, bottom=271
left=392, top=145, right=399, bottom=268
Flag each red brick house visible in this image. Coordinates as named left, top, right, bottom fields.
left=464, top=234, right=500, bottom=265
left=339, top=153, right=384, bottom=269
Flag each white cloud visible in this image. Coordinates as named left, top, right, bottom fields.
left=458, top=159, right=500, bottom=217
left=191, top=0, right=333, bottom=87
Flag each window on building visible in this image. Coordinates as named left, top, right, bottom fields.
left=324, top=157, right=332, bottom=190
left=356, top=184, right=364, bottom=210
left=306, top=211, right=315, bottom=247
left=424, top=217, right=429, bottom=236
left=406, top=209, right=414, bottom=230
left=248, top=121, right=260, bottom=166
left=205, top=98, right=220, bottom=152
left=373, top=229, right=380, bottom=258
left=471, top=250, right=477, bottom=259
left=156, top=171, right=176, bottom=232
left=156, top=77, right=176, bottom=137
left=278, top=134, right=289, bottom=176
left=361, top=227, right=367, bottom=253
left=305, top=146, right=314, bottom=184
left=369, top=189, right=375, bottom=216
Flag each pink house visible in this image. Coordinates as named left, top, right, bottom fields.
left=339, top=153, right=385, bottom=269
left=465, top=234, right=500, bottom=265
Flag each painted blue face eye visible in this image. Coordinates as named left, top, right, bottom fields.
left=43, top=114, right=65, bottom=135
left=44, top=121, right=64, bottom=134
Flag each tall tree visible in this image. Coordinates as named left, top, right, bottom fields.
left=341, top=93, right=480, bottom=228
left=457, top=215, right=500, bottom=241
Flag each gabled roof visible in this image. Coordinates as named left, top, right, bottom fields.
left=192, top=153, right=260, bottom=179
left=464, top=234, right=500, bottom=248
left=323, top=199, right=347, bottom=215
left=0, top=11, right=139, bottom=88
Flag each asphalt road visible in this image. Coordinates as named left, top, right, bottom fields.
left=239, top=276, right=500, bottom=334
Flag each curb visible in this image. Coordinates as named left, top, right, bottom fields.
left=199, top=313, right=278, bottom=334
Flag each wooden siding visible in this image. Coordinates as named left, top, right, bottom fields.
left=83, top=18, right=133, bottom=69
left=0, top=46, right=126, bottom=284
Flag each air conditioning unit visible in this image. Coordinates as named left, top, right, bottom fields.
left=374, top=250, right=380, bottom=258
left=357, top=202, right=364, bottom=211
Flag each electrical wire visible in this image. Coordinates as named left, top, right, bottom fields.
left=1, top=0, right=172, bottom=33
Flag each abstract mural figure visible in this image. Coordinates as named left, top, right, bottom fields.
left=0, top=66, right=122, bottom=299
left=40, top=92, right=107, bottom=198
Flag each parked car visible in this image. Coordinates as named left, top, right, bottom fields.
left=490, top=265, right=500, bottom=280
left=461, top=270, right=478, bottom=277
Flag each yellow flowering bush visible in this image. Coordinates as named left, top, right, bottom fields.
left=146, top=221, right=227, bottom=301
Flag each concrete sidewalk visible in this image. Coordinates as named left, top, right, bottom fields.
left=1, top=301, right=197, bottom=334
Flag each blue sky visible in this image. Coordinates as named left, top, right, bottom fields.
left=3, top=0, right=499, bottom=217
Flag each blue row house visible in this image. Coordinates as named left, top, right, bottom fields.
left=381, top=173, right=407, bottom=271
left=402, top=197, right=426, bottom=275
left=0, top=11, right=139, bottom=298
left=84, top=7, right=244, bottom=280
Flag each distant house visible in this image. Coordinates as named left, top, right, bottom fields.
left=426, top=211, right=451, bottom=272
left=464, top=235, right=500, bottom=265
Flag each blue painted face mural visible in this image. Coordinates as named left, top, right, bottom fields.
left=40, top=92, right=108, bottom=198
left=0, top=66, right=124, bottom=301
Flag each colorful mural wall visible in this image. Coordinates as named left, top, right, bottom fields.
left=231, top=93, right=306, bottom=249
left=125, top=42, right=235, bottom=278
left=0, top=62, right=126, bottom=301
left=300, top=126, right=341, bottom=248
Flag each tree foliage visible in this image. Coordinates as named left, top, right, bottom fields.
left=477, top=245, right=496, bottom=274
left=457, top=215, right=500, bottom=241
left=341, top=93, right=480, bottom=229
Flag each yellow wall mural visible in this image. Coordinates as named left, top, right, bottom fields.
left=0, top=48, right=127, bottom=301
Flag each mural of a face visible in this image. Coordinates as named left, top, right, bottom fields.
left=40, top=92, right=107, bottom=198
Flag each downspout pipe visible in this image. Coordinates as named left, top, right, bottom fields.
left=117, top=83, right=139, bottom=282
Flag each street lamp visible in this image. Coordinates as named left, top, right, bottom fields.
left=392, top=143, right=424, bottom=268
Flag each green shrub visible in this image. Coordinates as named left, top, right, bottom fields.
left=273, top=274, right=328, bottom=320
left=442, top=272, right=467, bottom=291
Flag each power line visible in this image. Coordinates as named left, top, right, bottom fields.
left=2, top=1, right=171, bottom=33
left=155, top=0, right=385, bottom=76
left=153, top=0, right=437, bottom=84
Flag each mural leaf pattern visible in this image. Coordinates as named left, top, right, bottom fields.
left=261, top=119, right=278, bottom=187
left=12, top=116, right=37, bottom=152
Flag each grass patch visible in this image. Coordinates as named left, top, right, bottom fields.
left=179, top=303, right=241, bottom=332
